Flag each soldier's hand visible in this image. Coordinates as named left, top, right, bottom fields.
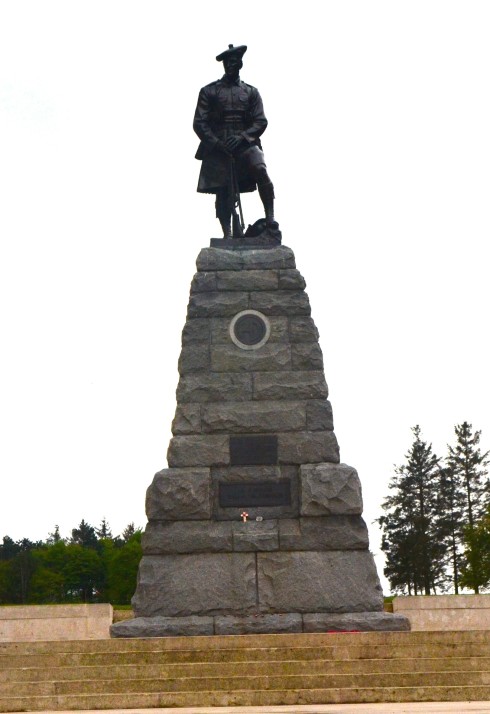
left=216, top=140, right=232, bottom=156
left=225, top=135, right=245, bottom=153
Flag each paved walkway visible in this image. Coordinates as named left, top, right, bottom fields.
left=24, top=704, right=490, bottom=714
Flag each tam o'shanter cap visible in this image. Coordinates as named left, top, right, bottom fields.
left=216, top=44, right=247, bottom=62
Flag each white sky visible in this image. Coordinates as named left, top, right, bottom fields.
left=1, top=0, right=489, bottom=594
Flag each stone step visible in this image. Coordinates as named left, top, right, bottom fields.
left=3, top=642, right=490, bottom=668
left=3, top=670, right=490, bottom=697
left=3, top=656, right=490, bottom=682
left=1, top=629, right=489, bottom=654
left=2, top=685, right=490, bottom=712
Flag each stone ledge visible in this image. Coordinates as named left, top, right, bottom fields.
left=196, top=246, right=295, bottom=272
left=111, top=610, right=409, bottom=637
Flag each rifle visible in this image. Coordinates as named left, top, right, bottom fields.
left=229, top=157, right=245, bottom=238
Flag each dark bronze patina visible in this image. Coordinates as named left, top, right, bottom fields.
left=219, top=480, right=292, bottom=508
left=194, top=44, right=280, bottom=243
left=229, top=435, right=278, bottom=466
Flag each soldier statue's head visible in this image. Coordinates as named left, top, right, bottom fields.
left=216, top=44, right=247, bottom=79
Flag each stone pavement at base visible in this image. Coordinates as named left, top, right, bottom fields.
left=24, top=704, right=490, bottom=714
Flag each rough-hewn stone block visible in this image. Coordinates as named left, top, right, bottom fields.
left=210, top=343, right=291, bottom=372
left=278, top=431, right=340, bottom=464
left=300, top=462, right=363, bottom=516
left=232, top=520, right=279, bottom=551
left=181, top=319, right=210, bottom=344
left=214, top=613, right=302, bottom=635
left=178, top=344, right=210, bottom=374
left=306, top=400, right=334, bottom=431
left=196, top=246, right=295, bottom=271
left=132, top=553, right=257, bottom=617
left=190, top=272, right=217, bottom=293
left=278, top=516, right=369, bottom=551
left=201, top=400, right=306, bottom=433
left=303, top=612, right=410, bottom=632
left=142, top=521, right=232, bottom=554
left=187, top=291, right=249, bottom=318
left=177, top=373, right=253, bottom=403
left=253, top=371, right=328, bottom=400
left=250, top=290, right=311, bottom=316
left=278, top=269, right=306, bottom=290
left=291, top=343, right=324, bottom=370
left=171, top=404, right=201, bottom=435
left=210, top=316, right=288, bottom=344
left=216, top=270, right=278, bottom=291
left=146, top=468, right=212, bottom=520
left=111, top=615, right=215, bottom=638
left=289, top=317, right=320, bottom=342
left=167, top=435, right=229, bottom=467
left=257, top=551, right=384, bottom=613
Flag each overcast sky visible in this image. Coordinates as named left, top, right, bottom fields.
left=1, top=1, right=489, bottom=593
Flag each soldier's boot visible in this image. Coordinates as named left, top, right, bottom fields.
left=216, top=191, right=232, bottom=238
left=258, top=181, right=276, bottom=228
left=219, top=217, right=232, bottom=238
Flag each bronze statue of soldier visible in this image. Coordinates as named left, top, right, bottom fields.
left=193, top=44, right=278, bottom=240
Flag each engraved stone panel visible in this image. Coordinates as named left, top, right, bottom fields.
left=212, top=465, right=299, bottom=520
left=219, top=480, right=291, bottom=508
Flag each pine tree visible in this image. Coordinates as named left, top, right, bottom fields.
left=437, top=467, right=465, bottom=593
left=447, top=422, right=490, bottom=593
left=379, top=426, right=446, bottom=595
left=71, top=520, right=98, bottom=549
left=95, top=517, right=113, bottom=540
left=121, top=523, right=136, bottom=543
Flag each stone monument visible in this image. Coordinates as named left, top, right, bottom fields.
left=111, top=43, right=409, bottom=637
left=111, top=244, right=409, bottom=636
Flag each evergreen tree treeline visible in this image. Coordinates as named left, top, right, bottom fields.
left=378, top=423, right=490, bottom=595
left=0, top=519, right=142, bottom=605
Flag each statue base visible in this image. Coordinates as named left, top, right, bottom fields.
left=111, top=611, right=409, bottom=637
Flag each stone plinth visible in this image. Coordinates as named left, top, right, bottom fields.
left=111, top=245, right=409, bottom=637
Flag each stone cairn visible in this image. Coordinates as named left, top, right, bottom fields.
left=111, top=245, right=409, bottom=637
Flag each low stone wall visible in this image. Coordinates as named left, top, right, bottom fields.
left=0, top=604, right=113, bottom=641
left=393, top=594, right=490, bottom=630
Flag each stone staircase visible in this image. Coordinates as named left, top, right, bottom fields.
left=1, top=631, right=490, bottom=710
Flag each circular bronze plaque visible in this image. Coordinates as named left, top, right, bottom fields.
left=229, top=310, right=271, bottom=350
left=234, top=314, right=267, bottom=346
